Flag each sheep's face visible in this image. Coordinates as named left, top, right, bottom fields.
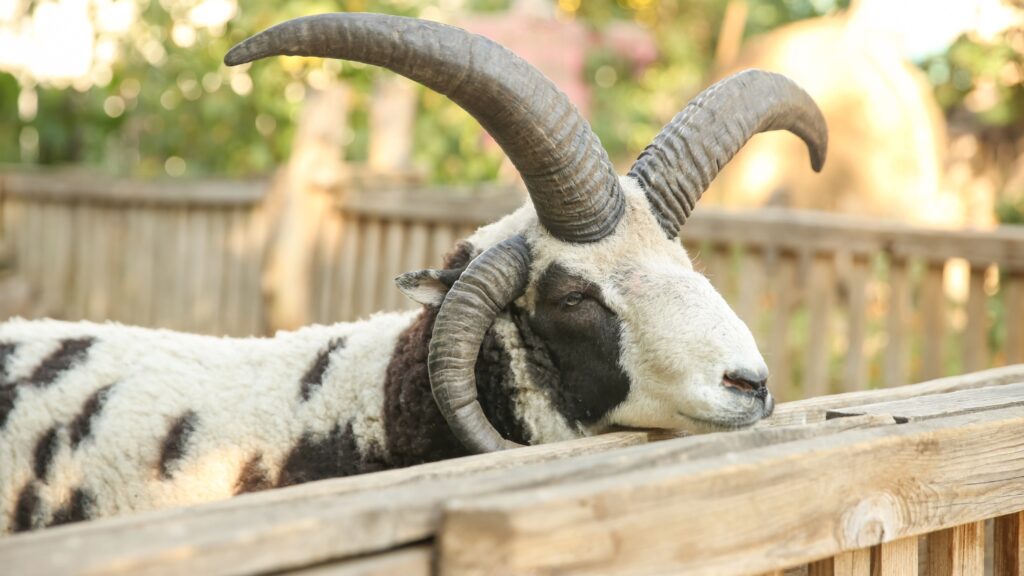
left=518, top=177, right=772, bottom=434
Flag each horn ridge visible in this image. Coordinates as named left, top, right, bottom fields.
left=629, top=69, right=828, bottom=239
left=226, top=13, right=624, bottom=243
left=428, top=235, right=531, bottom=453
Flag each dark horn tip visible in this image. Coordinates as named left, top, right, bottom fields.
left=223, top=44, right=253, bottom=67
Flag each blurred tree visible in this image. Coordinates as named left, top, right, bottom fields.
left=0, top=0, right=845, bottom=181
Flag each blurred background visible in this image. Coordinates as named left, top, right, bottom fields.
left=0, top=0, right=1023, bottom=398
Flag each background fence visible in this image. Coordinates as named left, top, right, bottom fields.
left=2, top=168, right=1023, bottom=399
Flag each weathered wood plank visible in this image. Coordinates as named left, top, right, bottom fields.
left=884, top=256, right=909, bottom=388
left=920, top=261, right=947, bottom=381
left=284, top=545, right=432, bottom=576
left=357, top=217, right=383, bottom=319
left=340, top=186, right=521, bottom=227
left=927, top=521, right=984, bottom=576
left=964, top=266, right=988, bottom=373
left=844, top=253, right=870, bottom=392
left=336, top=216, right=361, bottom=322
left=805, top=253, right=835, bottom=397
left=870, top=536, right=917, bottom=576
left=438, top=407, right=1024, bottom=576
left=826, top=381, right=1024, bottom=422
left=736, top=245, right=765, bottom=340
left=769, top=250, right=797, bottom=400
left=995, top=512, right=1024, bottom=576
left=0, top=417, right=893, bottom=576
left=1007, top=271, right=1024, bottom=365
left=808, top=549, right=870, bottom=576
left=767, top=364, right=1024, bottom=426
left=1, top=170, right=267, bottom=205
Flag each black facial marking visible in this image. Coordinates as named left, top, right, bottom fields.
left=234, top=454, right=273, bottom=495
left=0, top=342, right=16, bottom=386
left=26, top=337, right=95, bottom=388
left=277, top=422, right=384, bottom=487
left=33, top=426, right=60, bottom=481
left=158, top=411, right=199, bottom=479
left=528, top=263, right=631, bottom=424
left=299, top=337, right=346, bottom=401
left=70, top=384, right=114, bottom=448
left=12, top=482, right=40, bottom=532
left=49, top=488, right=95, bottom=527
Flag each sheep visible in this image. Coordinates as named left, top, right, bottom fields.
left=0, top=12, right=826, bottom=534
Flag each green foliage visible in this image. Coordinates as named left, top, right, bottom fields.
left=0, top=0, right=844, bottom=181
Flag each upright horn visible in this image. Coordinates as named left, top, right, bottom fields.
left=226, top=13, right=624, bottom=243
left=629, top=69, right=828, bottom=239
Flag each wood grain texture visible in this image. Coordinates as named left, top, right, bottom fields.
left=1007, top=272, right=1024, bottom=365
left=438, top=407, right=1024, bottom=576
left=927, top=521, right=984, bottom=576
left=844, top=253, right=870, bottom=392
left=870, top=536, right=917, bottom=576
left=920, top=261, right=947, bottom=381
left=825, top=381, right=1024, bottom=422
left=964, top=267, right=988, bottom=373
left=805, top=253, right=835, bottom=397
left=995, top=512, right=1024, bottom=576
left=884, top=257, right=909, bottom=388
left=767, top=364, right=1024, bottom=426
left=283, top=545, right=432, bottom=576
left=0, top=417, right=895, bottom=576
left=808, top=549, right=870, bottom=576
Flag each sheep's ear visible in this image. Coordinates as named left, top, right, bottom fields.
left=395, top=267, right=465, bottom=306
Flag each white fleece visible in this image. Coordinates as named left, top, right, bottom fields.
left=0, top=311, right=415, bottom=532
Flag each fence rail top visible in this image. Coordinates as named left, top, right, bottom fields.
left=0, top=170, right=269, bottom=207
left=683, top=206, right=1024, bottom=269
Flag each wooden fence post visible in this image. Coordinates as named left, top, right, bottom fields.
left=927, top=521, right=984, bottom=576
left=995, top=512, right=1024, bottom=576
left=870, top=536, right=917, bottom=576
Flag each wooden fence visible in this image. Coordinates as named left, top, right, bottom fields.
left=2, top=364, right=1023, bottom=575
left=2, top=169, right=1024, bottom=398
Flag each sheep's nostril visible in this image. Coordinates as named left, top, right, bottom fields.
left=723, top=369, right=768, bottom=399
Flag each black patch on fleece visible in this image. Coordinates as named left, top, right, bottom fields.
left=276, top=422, right=385, bottom=487
left=0, top=343, right=17, bottom=430
left=0, top=342, right=16, bottom=386
left=0, top=385, right=16, bottom=431
left=299, top=337, right=346, bottom=401
left=33, top=426, right=60, bottom=481
left=12, top=482, right=40, bottom=533
left=382, top=242, right=478, bottom=468
left=234, top=454, right=273, bottom=495
left=25, top=337, right=95, bottom=388
left=49, top=488, right=95, bottom=527
left=158, top=411, right=199, bottom=479
left=70, top=384, right=114, bottom=449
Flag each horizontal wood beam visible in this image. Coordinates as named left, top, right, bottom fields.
left=438, top=407, right=1024, bottom=576
left=767, top=364, right=1024, bottom=426
left=1, top=171, right=268, bottom=206
left=0, top=417, right=892, bottom=575
left=826, top=381, right=1024, bottom=422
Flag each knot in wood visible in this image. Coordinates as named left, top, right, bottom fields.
left=839, top=492, right=901, bottom=548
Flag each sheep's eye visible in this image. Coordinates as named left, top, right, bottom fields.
left=563, top=292, right=585, bottom=307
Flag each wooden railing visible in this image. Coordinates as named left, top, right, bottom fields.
left=2, top=364, right=1023, bottom=575
left=2, top=169, right=1023, bottom=397
left=0, top=170, right=270, bottom=337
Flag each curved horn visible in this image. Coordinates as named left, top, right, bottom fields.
left=428, top=235, right=530, bottom=453
left=629, top=69, right=828, bottom=239
left=225, top=13, right=624, bottom=243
